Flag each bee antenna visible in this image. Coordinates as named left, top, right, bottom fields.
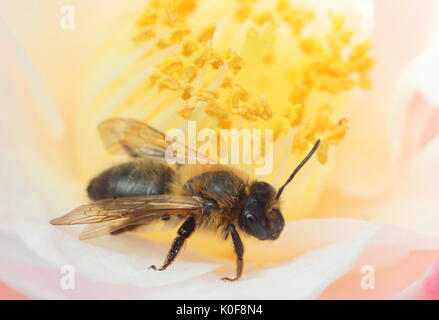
left=276, top=139, right=321, bottom=200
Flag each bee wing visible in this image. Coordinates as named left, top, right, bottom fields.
left=98, top=118, right=216, bottom=164
left=78, top=217, right=136, bottom=240
left=50, top=195, right=203, bottom=226
left=78, top=215, right=162, bottom=240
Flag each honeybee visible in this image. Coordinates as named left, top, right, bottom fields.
left=51, top=118, right=320, bottom=281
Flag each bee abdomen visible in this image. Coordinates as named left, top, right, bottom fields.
left=87, top=160, right=176, bottom=201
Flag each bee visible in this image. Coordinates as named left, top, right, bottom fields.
left=50, top=118, right=320, bottom=281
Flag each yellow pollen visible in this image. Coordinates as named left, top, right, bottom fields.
left=197, top=25, right=216, bottom=43
left=209, top=53, right=224, bottom=69
left=235, top=5, right=252, bottom=22
left=184, top=66, right=198, bottom=83
left=271, top=118, right=288, bottom=142
left=218, top=117, right=233, bottom=129
left=136, top=9, right=159, bottom=27
left=326, top=118, right=349, bottom=144
left=170, top=28, right=191, bottom=44
left=253, top=95, right=272, bottom=120
left=161, top=59, right=184, bottom=75
left=299, top=38, right=325, bottom=57
left=328, top=11, right=345, bottom=33
left=182, top=40, right=198, bottom=57
left=196, top=88, right=220, bottom=102
left=158, top=75, right=180, bottom=91
left=178, top=105, right=195, bottom=119
left=350, top=40, right=373, bottom=60
left=227, top=53, right=245, bottom=73
left=284, top=103, right=303, bottom=127
left=262, top=53, right=274, bottom=65
left=206, top=102, right=229, bottom=119
left=194, top=49, right=210, bottom=67
left=133, top=28, right=156, bottom=42
left=253, top=12, right=274, bottom=25
left=316, top=139, right=329, bottom=164
left=221, top=77, right=234, bottom=89
left=175, top=0, right=197, bottom=16
left=181, top=85, right=192, bottom=100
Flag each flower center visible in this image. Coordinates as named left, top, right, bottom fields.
left=131, top=0, right=373, bottom=164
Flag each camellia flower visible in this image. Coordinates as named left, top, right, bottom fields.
left=0, top=0, right=439, bottom=299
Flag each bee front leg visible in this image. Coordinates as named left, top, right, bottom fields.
left=222, top=224, right=244, bottom=282
left=149, top=216, right=195, bottom=271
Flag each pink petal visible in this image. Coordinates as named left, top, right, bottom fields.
left=418, top=260, right=439, bottom=299
left=396, top=259, right=439, bottom=300
left=318, top=226, right=439, bottom=299
left=0, top=281, right=28, bottom=300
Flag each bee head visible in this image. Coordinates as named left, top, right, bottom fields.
left=239, top=181, right=285, bottom=240
left=239, top=139, right=321, bottom=241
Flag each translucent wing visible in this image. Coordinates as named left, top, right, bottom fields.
left=78, top=215, right=170, bottom=240
left=50, top=195, right=203, bottom=239
left=78, top=217, right=137, bottom=240
left=98, top=118, right=216, bottom=164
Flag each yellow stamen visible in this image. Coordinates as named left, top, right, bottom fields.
left=235, top=5, right=252, bottom=22
left=316, top=139, right=329, bottom=164
left=284, top=103, right=303, bottom=127
left=197, top=25, right=216, bottom=43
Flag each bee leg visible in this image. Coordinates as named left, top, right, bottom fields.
left=222, top=224, right=244, bottom=282
left=148, top=216, right=195, bottom=271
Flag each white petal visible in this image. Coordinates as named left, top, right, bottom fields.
left=149, top=225, right=382, bottom=300
left=1, top=217, right=381, bottom=299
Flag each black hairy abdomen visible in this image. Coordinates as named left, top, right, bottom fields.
left=87, top=160, right=175, bottom=201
